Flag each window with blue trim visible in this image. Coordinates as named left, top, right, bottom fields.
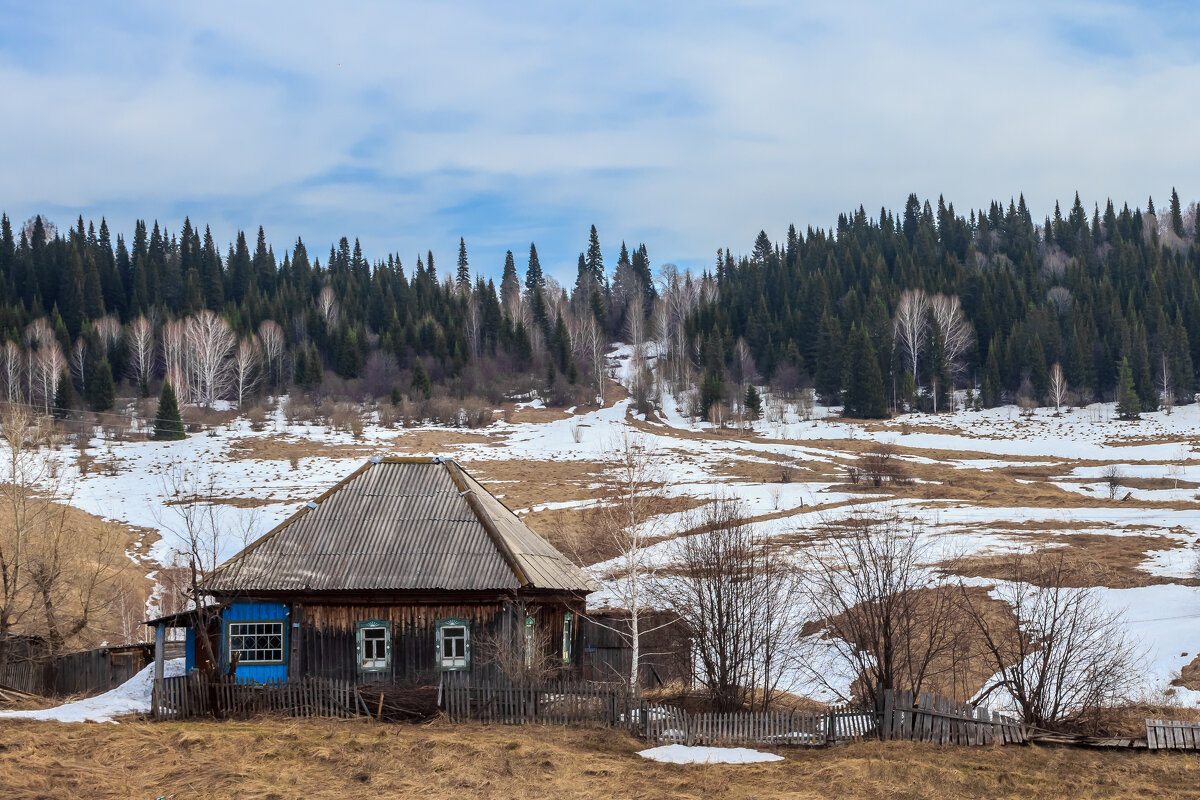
left=356, top=620, right=391, bottom=673
left=435, top=618, right=470, bottom=671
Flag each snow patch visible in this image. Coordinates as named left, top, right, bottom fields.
left=637, top=744, right=783, bottom=764
left=0, top=658, right=185, bottom=724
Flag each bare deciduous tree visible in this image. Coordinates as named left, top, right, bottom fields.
left=959, top=549, right=1143, bottom=733
left=257, top=320, right=285, bottom=391
left=184, top=311, right=236, bottom=407
left=1, top=341, right=23, bottom=403
left=464, top=294, right=483, bottom=360
left=1158, top=353, right=1174, bottom=416
left=655, top=496, right=800, bottom=712
left=894, top=289, right=929, bottom=389
left=930, top=294, right=972, bottom=379
left=232, top=336, right=260, bottom=408
left=70, top=337, right=88, bottom=392
left=1049, top=362, right=1068, bottom=411
left=1103, top=465, right=1124, bottom=500
left=161, top=319, right=188, bottom=401
left=590, top=432, right=671, bottom=693
left=318, top=286, right=339, bottom=330
left=802, top=510, right=965, bottom=709
left=31, top=343, right=65, bottom=414
left=128, top=316, right=156, bottom=392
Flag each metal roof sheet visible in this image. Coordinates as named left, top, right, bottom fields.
left=203, top=458, right=598, bottom=595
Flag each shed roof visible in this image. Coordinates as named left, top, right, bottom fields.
left=202, top=458, right=599, bottom=595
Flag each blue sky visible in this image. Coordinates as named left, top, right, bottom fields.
left=2, top=1, right=1199, bottom=284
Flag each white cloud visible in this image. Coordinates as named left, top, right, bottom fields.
left=1, top=1, right=1198, bottom=277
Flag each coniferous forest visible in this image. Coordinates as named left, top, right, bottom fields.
left=0, top=190, right=1197, bottom=425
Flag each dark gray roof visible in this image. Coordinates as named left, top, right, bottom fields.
left=202, top=458, right=599, bottom=595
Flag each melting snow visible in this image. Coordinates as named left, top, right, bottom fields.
left=637, top=744, right=783, bottom=764
left=0, top=658, right=185, bottom=724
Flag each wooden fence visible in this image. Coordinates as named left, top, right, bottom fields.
left=152, top=673, right=365, bottom=720
left=1146, top=719, right=1200, bottom=751
left=880, top=690, right=1028, bottom=745
left=0, top=644, right=159, bottom=697
left=642, top=705, right=874, bottom=747
left=441, top=679, right=637, bottom=727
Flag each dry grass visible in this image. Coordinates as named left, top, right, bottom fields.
left=948, top=533, right=1197, bottom=590
left=3, top=718, right=1200, bottom=799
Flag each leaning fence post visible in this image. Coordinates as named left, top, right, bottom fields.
left=825, top=708, right=836, bottom=746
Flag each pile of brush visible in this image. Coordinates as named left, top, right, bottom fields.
left=359, top=684, right=440, bottom=722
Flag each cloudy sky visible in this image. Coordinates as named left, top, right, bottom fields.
left=2, top=1, right=1198, bottom=282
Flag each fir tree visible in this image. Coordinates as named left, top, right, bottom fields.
left=53, top=371, right=75, bottom=418
left=456, top=237, right=470, bottom=286
left=411, top=357, right=432, bottom=399
left=744, top=384, right=762, bottom=419
left=152, top=381, right=186, bottom=441
left=841, top=326, right=888, bottom=419
left=86, top=359, right=115, bottom=411
left=1116, top=357, right=1141, bottom=420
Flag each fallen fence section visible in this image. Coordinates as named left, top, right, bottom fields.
left=1146, top=719, right=1200, bottom=751
left=643, top=705, right=874, bottom=747
left=153, top=674, right=364, bottom=720
left=881, top=690, right=1028, bottom=745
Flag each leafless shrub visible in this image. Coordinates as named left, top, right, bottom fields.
left=654, top=496, right=801, bottom=712
left=569, top=417, right=585, bottom=444
left=284, top=397, right=316, bottom=426
left=858, top=444, right=907, bottom=488
left=796, top=387, right=814, bottom=421
left=801, top=510, right=967, bottom=709
left=473, top=621, right=566, bottom=684
left=246, top=405, right=268, bottom=432
left=959, top=549, right=1144, bottom=734
left=1103, top=465, right=1124, bottom=500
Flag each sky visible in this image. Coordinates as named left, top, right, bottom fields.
left=2, top=1, right=1199, bottom=284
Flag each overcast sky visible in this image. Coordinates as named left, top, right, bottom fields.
left=2, top=1, right=1198, bottom=283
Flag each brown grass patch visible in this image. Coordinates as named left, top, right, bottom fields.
left=947, top=533, right=1195, bottom=590
left=3, top=717, right=1200, bottom=799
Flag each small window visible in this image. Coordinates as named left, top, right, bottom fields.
left=227, top=621, right=285, bottom=665
left=562, top=612, right=574, bottom=664
left=356, top=620, right=391, bottom=673
left=436, top=618, right=470, bottom=671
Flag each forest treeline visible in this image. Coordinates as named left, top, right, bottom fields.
left=695, top=190, right=1200, bottom=419
left=0, top=189, right=1196, bottom=423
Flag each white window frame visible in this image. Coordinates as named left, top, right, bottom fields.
left=226, top=620, right=286, bottom=665
left=356, top=620, right=391, bottom=673
left=436, top=618, right=470, bottom=671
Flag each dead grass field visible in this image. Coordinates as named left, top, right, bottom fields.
left=2, top=718, right=1200, bottom=800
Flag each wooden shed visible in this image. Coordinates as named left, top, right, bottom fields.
left=163, top=457, right=599, bottom=685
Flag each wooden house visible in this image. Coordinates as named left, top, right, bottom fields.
left=153, top=457, right=599, bottom=684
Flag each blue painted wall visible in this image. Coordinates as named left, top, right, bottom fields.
left=185, top=627, right=195, bottom=672
left=222, top=602, right=289, bottom=683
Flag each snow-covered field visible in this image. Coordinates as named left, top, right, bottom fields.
left=13, top=343, right=1200, bottom=708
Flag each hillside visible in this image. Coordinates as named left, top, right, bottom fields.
left=3, top=343, right=1195, bottom=710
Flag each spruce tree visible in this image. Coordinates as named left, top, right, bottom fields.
left=411, top=358, right=432, bottom=399
left=455, top=237, right=470, bottom=286
left=86, top=359, right=115, bottom=411
left=744, top=384, right=762, bottom=419
left=1116, top=357, right=1141, bottom=420
left=525, top=243, right=543, bottom=292
left=152, top=381, right=185, bottom=441
left=53, top=371, right=76, bottom=418
left=841, top=327, right=888, bottom=419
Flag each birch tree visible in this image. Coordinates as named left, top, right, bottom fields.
left=31, top=343, right=65, bottom=413
left=232, top=336, right=260, bottom=408
left=257, top=320, right=285, bottom=390
left=70, top=337, right=88, bottom=392
left=184, top=311, right=235, bottom=407
left=1158, top=353, right=1175, bottom=415
left=318, top=286, right=339, bottom=330
left=128, top=316, right=155, bottom=393
left=1049, top=362, right=1068, bottom=411
left=1, top=341, right=22, bottom=403
left=894, top=289, right=929, bottom=389
left=161, top=319, right=188, bottom=402
left=931, top=294, right=972, bottom=378
left=591, top=432, right=670, bottom=692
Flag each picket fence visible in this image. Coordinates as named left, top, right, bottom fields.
left=1146, top=719, right=1200, bottom=751
left=642, top=705, right=874, bottom=747
left=152, top=673, right=365, bottom=720
left=441, top=679, right=637, bottom=727
left=880, top=690, right=1028, bottom=745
